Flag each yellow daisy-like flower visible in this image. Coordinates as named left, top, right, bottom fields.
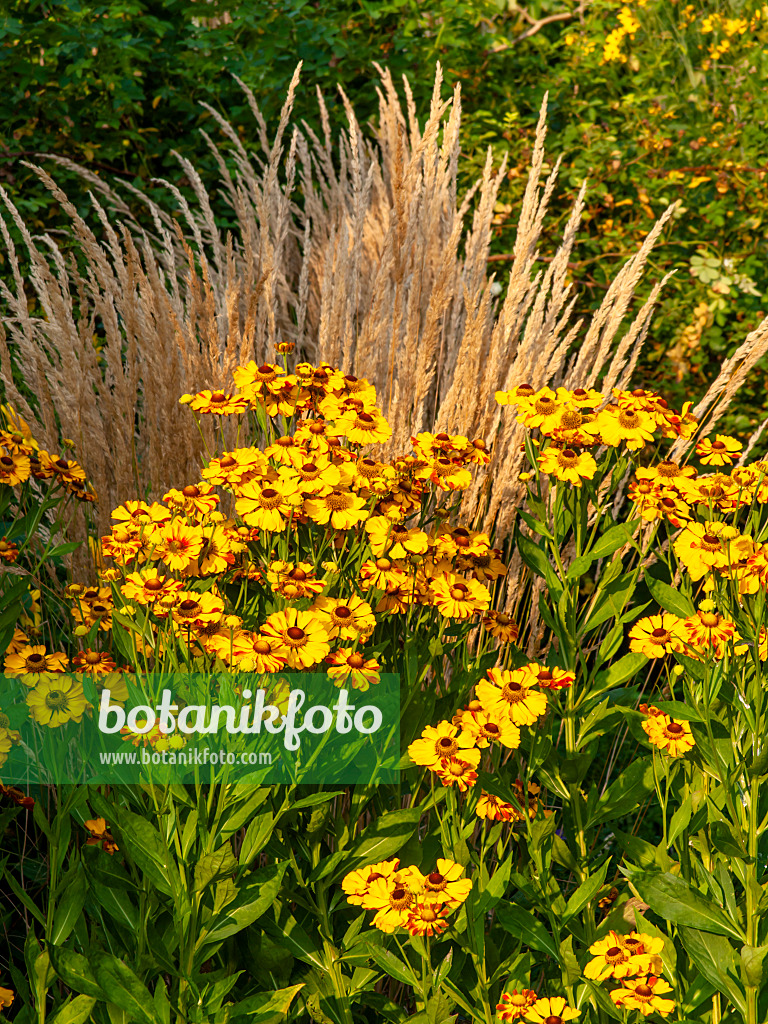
left=334, top=408, right=392, bottom=445
left=476, top=668, right=547, bottom=726
left=312, top=595, right=375, bottom=641
left=429, top=573, right=491, bottom=619
left=421, top=859, right=473, bottom=906
left=435, top=756, right=479, bottom=791
left=584, top=930, right=663, bottom=980
left=628, top=613, right=685, bottom=658
left=610, top=976, right=675, bottom=1017
left=516, top=387, right=562, bottom=432
left=537, top=446, right=597, bottom=486
left=0, top=451, right=31, bottom=486
left=26, top=676, right=89, bottom=728
left=235, top=479, right=302, bottom=533
left=153, top=520, right=205, bottom=572
left=588, top=406, right=656, bottom=450
left=342, top=858, right=401, bottom=905
left=260, top=608, right=331, bottom=669
left=266, top=561, right=326, bottom=599
left=365, top=516, right=429, bottom=558
left=524, top=996, right=579, bottom=1023
left=405, top=901, right=452, bottom=937
left=475, top=792, right=521, bottom=823
left=361, top=868, right=425, bottom=933
left=407, top=720, right=481, bottom=771
left=72, top=650, right=118, bottom=676
left=459, top=706, right=521, bottom=749
left=673, top=520, right=741, bottom=582
left=304, top=489, right=370, bottom=530
left=642, top=707, right=695, bottom=756
left=497, top=989, right=538, bottom=1022
left=482, top=611, right=519, bottom=642
left=284, top=451, right=342, bottom=494
left=223, top=631, right=288, bottom=673
left=185, top=390, right=249, bottom=415
left=326, top=648, right=381, bottom=691
left=680, top=607, right=747, bottom=659
left=696, top=434, right=742, bottom=466
left=4, top=645, right=69, bottom=679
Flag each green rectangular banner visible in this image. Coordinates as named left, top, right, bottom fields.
left=0, top=671, right=400, bottom=785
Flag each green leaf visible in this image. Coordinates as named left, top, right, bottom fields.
left=48, top=948, right=106, bottom=1001
left=91, top=953, right=160, bottom=1024
left=366, top=946, right=418, bottom=987
left=198, top=862, right=286, bottom=949
left=263, top=906, right=325, bottom=971
left=47, top=996, right=98, bottom=1024
left=563, top=860, right=609, bottom=922
left=100, top=804, right=177, bottom=898
left=668, top=794, right=693, bottom=847
left=495, top=902, right=560, bottom=962
left=194, top=845, right=237, bottom=891
left=653, top=701, right=704, bottom=723
left=591, top=758, right=654, bottom=827
left=632, top=873, right=745, bottom=941
left=740, top=944, right=768, bottom=988
left=646, top=577, right=695, bottom=618
left=229, top=983, right=305, bottom=1023
left=596, top=651, right=647, bottom=688
left=342, top=808, right=421, bottom=874
left=678, top=927, right=746, bottom=1016
left=50, top=867, right=87, bottom=946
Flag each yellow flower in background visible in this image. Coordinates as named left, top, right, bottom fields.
left=405, top=901, right=452, bottom=937
left=642, top=707, right=696, bottom=757
left=235, top=478, right=302, bottom=532
left=628, top=613, right=685, bottom=658
left=260, top=608, right=331, bottom=669
left=673, top=520, right=742, bottom=581
left=4, top=645, right=68, bottom=680
left=497, top=989, right=538, bottom=1022
left=476, top=668, right=547, bottom=726
left=326, top=648, right=381, bottom=690
left=26, top=676, right=89, bottom=727
left=333, top=408, right=392, bottom=445
left=421, top=859, right=472, bottom=906
left=524, top=996, right=580, bottom=1022
left=695, top=434, right=743, bottom=466
left=430, top=574, right=491, bottom=619
left=408, top=720, right=480, bottom=770
left=538, top=446, right=597, bottom=486
left=435, top=756, right=479, bottom=791
left=610, top=976, right=675, bottom=1017
left=585, top=930, right=663, bottom=980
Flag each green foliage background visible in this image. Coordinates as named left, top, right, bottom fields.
left=1, top=0, right=767, bottom=433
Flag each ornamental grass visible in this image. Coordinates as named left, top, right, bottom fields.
left=1, top=65, right=768, bottom=1024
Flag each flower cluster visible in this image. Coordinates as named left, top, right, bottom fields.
left=341, top=856, right=471, bottom=935
left=409, top=662, right=571, bottom=812
left=586, top=930, right=674, bottom=1017
left=0, top=408, right=95, bottom=504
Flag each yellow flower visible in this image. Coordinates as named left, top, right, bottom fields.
left=585, top=930, right=663, bottom=980
left=260, top=608, right=331, bottom=669
left=311, top=595, right=375, bottom=641
left=430, top=573, right=491, bottom=619
left=421, top=859, right=472, bottom=906
left=365, top=516, right=429, bottom=557
left=342, top=858, right=401, bottom=905
left=673, top=521, right=741, bottom=582
left=482, top=611, right=519, bottom=642
left=628, top=613, right=685, bottom=658
left=610, top=976, right=675, bottom=1017
left=267, top=561, right=326, bottom=599
left=224, top=631, right=288, bottom=673
left=476, top=668, right=547, bottom=726
left=153, top=520, right=205, bottom=572
left=326, top=648, right=381, bottom=691
left=696, top=434, right=742, bottom=466
left=4, top=645, right=69, bottom=679
left=537, top=446, right=597, bottom=486
left=642, top=707, right=695, bottom=756
left=405, top=901, right=452, bottom=937
left=407, top=720, right=480, bottom=771
left=361, top=867, right=425, bottom=932
left=334, top=408, right=392, bottom=445
left=459, top=705, right=521, bottom=749
left=26, top=676, right=89, bottom=727
left=304, top=489, right=370, bottom=530
left=235, top=479, right=302, bottom=532
left=435, top=756, right=479, bottom=791
left=497, top=989, right=538, bottom=1022
left=476, top=792, right=521, bottom=823
left=186, top=389, right=249, bottom=415
left=524, top=996, right=579, bottom=1022
left=587, top=406, right=655, bottom=450
left=0, top=451, right=31, bottom=486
